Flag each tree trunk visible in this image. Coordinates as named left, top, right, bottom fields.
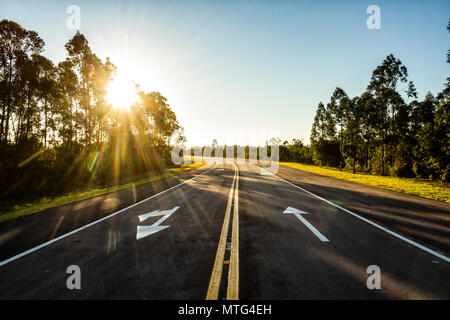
left=44, top=100, right=48, bottom=147
left=353, top=136, right=357, bottom=174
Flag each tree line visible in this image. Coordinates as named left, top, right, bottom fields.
left=0, top=20, right=185, bottom=207
left=310, top=52, right=448, bottom=181
left=267, top=22, right=449, bottom=181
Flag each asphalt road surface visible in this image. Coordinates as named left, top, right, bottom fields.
left=0, top=161, right=449, bottom=299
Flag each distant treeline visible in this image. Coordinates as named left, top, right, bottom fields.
left=310, top=53, right=449, bottom=181
left=191, top=139, right=313, bottom=164
left=0, top=20, right=185, bottom=207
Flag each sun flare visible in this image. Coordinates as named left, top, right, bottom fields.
left=106, top=74, right=138, bottom=110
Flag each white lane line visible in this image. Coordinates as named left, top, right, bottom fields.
left=256, top=164, right=450, bottom=263
left=283, top=207, right=329, bottom=242
left=0, top=164, right=216, bottom=268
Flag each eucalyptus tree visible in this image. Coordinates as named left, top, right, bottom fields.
left=366, top=54, right=409, bottom=175
left=343, top=96, right=364, bottom=173
left=65, top=32, right=112, bottom=145
left=32, top=54, right=57, bottom=147
left=311, top=102, right=328, bottom=166
left=56, top=59, right=79, bottom=146
left=0, top=19, right=44, bottom=143
left=329, top=87, right=350, bottom=169
left=135, top=90, right=181, bottom=146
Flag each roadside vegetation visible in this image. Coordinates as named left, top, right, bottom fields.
left=197, top=25, right=449, bottom=189
left=308, top=43, right=449, bottom=182
left=0, top=20, right=187, bottom=212
left=275, top=21, right=450, bottom=201
left=0, top=162, right=203, bottom=223
left=280, top=162, right=449, bottom=203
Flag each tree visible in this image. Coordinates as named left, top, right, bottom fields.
left=344, top=96, right=364, bottom=173
left=0, top=19, right=44, bottom=144
left=447, top=19, right=450, bottom=64
left=366, top=54, right=409, bottom=175
left=64, top=31, right=113, bottom=145
left=311, top=102, right=328, bottom=166
left=329, top=88, right=350, bottom=169
left=0, top=20, right=188, bottom=206
left=56, top=59, right=78, bottom=146
left=136, top=90, right=181, bottom=145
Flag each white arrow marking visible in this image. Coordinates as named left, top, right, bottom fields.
left=137, top=206, right=180, bottom=240
left=138, top=207, right=180, bottom=222
left=283, top=206, right=329, bottom=242
left=137, top=225, right=170, bottom=239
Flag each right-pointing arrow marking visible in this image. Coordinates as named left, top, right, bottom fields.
left=138, top=207, right=180, bottom=222
left=283, top=206, right=329, bottom=242
left=137, top=206, right=180, bottom=240
left=137, top=225, right=170, bottom=240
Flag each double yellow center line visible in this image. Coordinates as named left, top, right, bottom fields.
left=206, top=163, right=239, bottom=300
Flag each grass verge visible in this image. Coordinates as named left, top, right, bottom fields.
left=0, top=162, right=205, bottom=223
left=279, top=162, right=450, bottom=203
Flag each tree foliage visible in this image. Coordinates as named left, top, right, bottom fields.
left=0, top=20, right=184, bottom=206
left=310, top=53, right=449, bottom=181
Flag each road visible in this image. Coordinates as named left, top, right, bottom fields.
left=0, top=161, right=449, bottom=299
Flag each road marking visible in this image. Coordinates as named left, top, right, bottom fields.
left=256, top=164, right=450, bottom=263
left=0, top=164, right=216, bottom=268
left=138, top=207, right=179, bottom=222
left=136, top=206, right=180, bottom=240
left=283, top=207, right=329, bottom=242
left=227, top=165, right=240, bottom=300
left=206, top=163, right=239, bottom=300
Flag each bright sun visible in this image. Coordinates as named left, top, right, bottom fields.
left=106, top=74, right=138, bottom=110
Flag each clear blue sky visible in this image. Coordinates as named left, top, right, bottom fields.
left=2, top=0, right=449, bottom=146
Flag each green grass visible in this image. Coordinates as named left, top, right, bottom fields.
left=0, top=162, right=205, bottom=223
left=279, top=162, right=450, bottom=203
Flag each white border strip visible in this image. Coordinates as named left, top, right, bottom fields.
left=256, top=164, right=450, bottom=263
left=0, top=164, right=216, bottom=267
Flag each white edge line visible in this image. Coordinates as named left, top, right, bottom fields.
left=0, top=163, right=216, bottom=267
left=255, top=164, right=450, bottom=263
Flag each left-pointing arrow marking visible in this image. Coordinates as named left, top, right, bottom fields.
left=137, top=206, right=180, bottom=240
left=283, top=206, right=329, bottom=242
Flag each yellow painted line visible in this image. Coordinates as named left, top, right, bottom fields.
left=227, top=164, right=239, bottom=300
left=206, top=164, right=237, bottom=300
